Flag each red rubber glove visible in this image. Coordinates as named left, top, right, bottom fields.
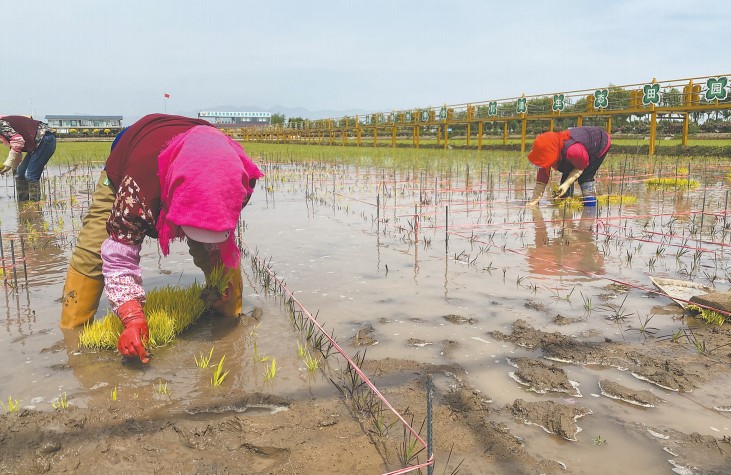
left=117, top=300, right=150, bottom=364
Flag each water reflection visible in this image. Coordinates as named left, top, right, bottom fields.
left=16, top=201, right=67, bottom=286
left=527, top=206, right=604, bottom=279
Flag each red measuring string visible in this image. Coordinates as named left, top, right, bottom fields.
left=242, top=242, right=434, bottom=474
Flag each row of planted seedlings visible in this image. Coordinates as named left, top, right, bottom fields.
left=261, top=148, right=731, bottom=301
left=456, top=156, right=731, bottom=348
left=0, top=163, right=100, bottom=293
left=243, top=243, right=435, bottom=473
left=343, top=151, right=731, bottom=334
left=250, top=147, right=731, bottom=352
left=248, top=148, right=731, bottom=367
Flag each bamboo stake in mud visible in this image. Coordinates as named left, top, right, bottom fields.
left=445, top=206, right=449, bottom=254
left=10, top=240, right=18, bottom=289
left=0, top=228, right=4, bottom=263
left=414, top=204, right=419, bottom=244
left=376, top=194, right=380, bottom=222
left=20, top=236, right=27, bottom=287
left=699, top=185, right=707, bottom=239
left=619, top=155, right=628, bottom=217
left=427, top=373, right=434, bottom=475
left=723, top=190, right=729, bottom=240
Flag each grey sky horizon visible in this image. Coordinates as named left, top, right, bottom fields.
left=6, top=0, right=730, bottom=122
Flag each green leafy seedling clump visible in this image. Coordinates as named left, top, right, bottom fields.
left=79, top=282, right=206, bottom=351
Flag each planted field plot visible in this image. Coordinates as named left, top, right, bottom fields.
left=2, top=142, right=731, bottom=474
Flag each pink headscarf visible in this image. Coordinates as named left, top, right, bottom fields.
left=156, top=126, right=263, bottom=267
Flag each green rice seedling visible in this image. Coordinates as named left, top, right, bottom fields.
left=398, top=414, right=426, bottom=466
left=212, top=355, right=230, bottom=387
left=369, top=411, right=396, bottom=438
left=195, top=346, right=215, bottom=369
left=297, top=341, right=307, bottom=359
left=1, top=396, right=19, bottom=413
left=482, top=261, right=496, bottom=273
left=155, top=381, right=171, bottom=397
left=636, top=313, right=659, bottom=337
left=252, top=341, right=271, bottom=364
left=51, top=392, right=69, bottom=410
left=263, top=358, right=279, bottom=382
left=555, top=196, right=585, bottom=211
left=302, top=350, right=319, bottom=373
left=78, top=314, right=123, bottom=351
left=110, top=387, right=118, bottom=401
left=645, top=177, right=699, bottom=189
left=206, top=265, right=232, bottom=295
left=593, top=435, right=607, bottom=446
left=248, top=322, right=261, bottom=338
left=597, top=194, right=638, bottom=206
left=688, top=305, right=727, bottom=325
left=546, top=286, right=575, bottom=303
left=200, top=264, right=233, bottom=308
left=78, top=282, right=206, bottom=352
left=600, top=294, right=632, bottom=322
left=581, top=292, right=593, bottom=316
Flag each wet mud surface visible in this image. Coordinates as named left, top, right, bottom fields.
left=510, top=398, right=592, bottom=441
left=598, top=379, right=665, bottom=407
left=490, top=319, right=717, bottom=392
left=5, top=151, right=731, bottom=474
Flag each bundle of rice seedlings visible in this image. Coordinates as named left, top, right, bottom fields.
left=78, top=282, right=206, bottom=351
left=646, top=177, right=699, bottom=189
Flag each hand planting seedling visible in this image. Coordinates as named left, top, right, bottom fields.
left=78, top=283, right=206, bottom=353
left=60, top=117, right=263, bottom=368
left=199, top=264, right=233, bottom=309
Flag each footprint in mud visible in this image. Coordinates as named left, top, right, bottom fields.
left=598, top=379, right=665, bottom=407
left=443, top=314, right=478, bottom=325
left=605, top=283, right=630, bottom=293
left=440, top=340, right=459, bottom=358
left=524, top=301, right=546, bottom=312
left=407, top=338, right=432, bottom=348
left=507, top=358, right=582, bottom=397
left=491, top=319, right=703, bottom=393
left=552, top=314, right=581, bottom=325
left=511, top=399, right=592, bottom=441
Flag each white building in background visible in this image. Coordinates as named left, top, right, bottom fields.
left=198, top=111, right=271, bottom=128
left=45, top=115, right=123, bottom=134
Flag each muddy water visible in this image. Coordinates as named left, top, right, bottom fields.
left=2, top=153, right=731, bottom=474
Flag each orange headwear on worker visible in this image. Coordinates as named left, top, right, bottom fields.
left=527, top=130, right=571, bottom=168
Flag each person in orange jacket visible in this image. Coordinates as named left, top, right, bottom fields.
left=60, top=114, right=263, bottom=364
left=526, top=126, right=611, bottom=207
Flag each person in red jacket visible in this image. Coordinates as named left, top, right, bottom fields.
left=0, top=115, right=56, bottom=201
left=60, top=114, right=263, bottom=364
left=526, top=126, right=611, bottom=207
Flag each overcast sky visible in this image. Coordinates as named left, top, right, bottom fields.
left=5, top=0, right=730, bottom=121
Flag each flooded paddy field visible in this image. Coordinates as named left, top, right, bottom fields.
left=2, top=142, right=731, bottom=474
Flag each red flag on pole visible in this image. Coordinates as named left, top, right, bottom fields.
left=164, top=93, right=171, bottom=98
